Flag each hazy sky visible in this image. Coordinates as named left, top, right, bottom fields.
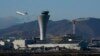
left=0, top=0, right=100, bottom=20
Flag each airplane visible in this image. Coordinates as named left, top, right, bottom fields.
left=16, top=11, right=28, bottom=16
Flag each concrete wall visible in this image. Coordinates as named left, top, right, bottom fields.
left=28, top=43, right=80, bottom=50
left=13, top=40, right=25, bottom=49
left=0, top=40, right=4, bottom=45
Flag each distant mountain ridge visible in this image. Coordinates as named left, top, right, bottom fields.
left=0, top=16, right=19, bottom=29
left=0, top=17, right=100, bottom=39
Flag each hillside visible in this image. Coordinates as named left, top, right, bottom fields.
left=0, top=17, right=100, bottom=39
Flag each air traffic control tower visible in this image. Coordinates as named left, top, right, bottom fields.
left=38, top=11, right=50, bottom=41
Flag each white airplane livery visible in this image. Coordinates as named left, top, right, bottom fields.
left=16, top=11, right=28, bottom=16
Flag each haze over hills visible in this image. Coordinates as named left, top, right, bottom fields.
left=0, top=16, right=19, bottom=29
left=0, top=17, right=100, bottom=39
left=0, top=16, right=35, bottom=29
